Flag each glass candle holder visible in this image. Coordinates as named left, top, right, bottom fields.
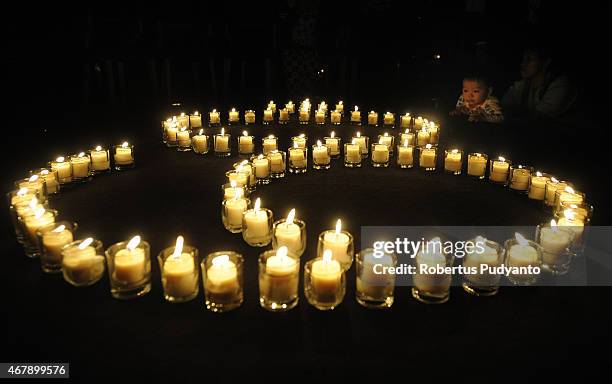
left=258, top=249, right=300, bottom=311
left=508, top=165, right=533, bottom=192
left=214, top=132, right=231, bottom=157
left=324, top=135, right=341, bottom=158
left=36, top=221, right=77, bottom=273
left=399, top=130, right=415, bottom=147
left=312, top=143, right=331, bottom=170
left=355, top=248, right=397, bottom=309
left=61, top=238, right=106, bottom=287
left=444, top=149, right=463, bottom=175
left=428, top=124, right=440, bottom=144
left=161, top=118, right=171, bottom=144
left=105, top=239, right=152, bottom=299
left=416, top=129, right=430, bottom=147
left=70, top=152, right=93, bottom=182
left=190, top=112, right=203, bottom=128
left=242, top=207, right=273, bottom=247
left=31, top=168, right=60, bottom=195
left=86, top=146, right=110, bottom=174
left=554, top=187, right=585, bottom=211
left=554, top=202, right=592, bottom=257
left=267, top=150, right=286, bottom=178
left=411, top=243, right=454, bottom=304
left=383, top=112, right=395, bottom=127
left=202, top=251, right=244, bottom=312
left=396, top=144, right=415, bottom=168
left=419, top=145, right=437, bottom=171
left=7, top=189, right=38, bottom=244
left=351, top=134, right=369, bottom=157
left=503, top=236, right=543, bottom=286
left=288, top=147, right=308, bottom=173
left=467, top=153, right=488, bottom=179
left=177, top=113, right=189, bottom=128
left=15, top=176, right=47, bottom=202
left=536, top=222, right=575, bottom=276
left=291, top=135, right=308, bottom=149
left=158, top=244, right=200, bottom=303
left=371, top=143, right=390, bottom=168
left=225, top=170, right=248, bottom=188
left=164, top=121, right=178, bottom=147
left=19, top=209, right=58, bottom=258
left=286, top=102, right=295, bottom=114
left=114, top=143, right=135, bottom=170
left=304, top=256, right=346, bottom=310
left=221, top=182, right=249, bottom=201
left=272, top=218, right=307, bottom=257
left=330, top=110, right=341, bottom=125
left=222, top=197, right=250, bottom=233
left=315, top=110, right=326, bottom=125
left=544, top=178, right=570, bottom=207
left=263, top=108, right=274, bottom=124
left=191, top=131, right=209, bottom=154
left=461, top=237, right=503, bottom=296
left=378, top=134, right=394, bottom=153
left=367, top=111, right=378, bottom=126
left=350, top=108, right=361, bottom=125
left=414, top=116, right=424, bottom=131
left=400, top=113, right=412, bottom=129
left=209, top=110, right=221, bottom=126
left=176, top=128, right=192, bottom=152
left=262, top=136, right=278, bottom=155
left=252, top=155, right=271, bottom=184
left=317, top=230, right=354, bottom=271
left=278, top=108, right=290, bottom=124
left=335, top=102, right=344, bottom=115
left=298, top=108, right=310, bottom=124
left=244, top=110, right=256, bottom=125
left=528, top=172, right=550, bottom=200
left=228, top=108, right=240, bottom=125
left=344, top=142, right=362, bottom=168
left=49, top=156, right=73, bottom=184
left=488, top=157, right=511, bottom=184
left=238, top=133, right=255, bottom=156
left=233, top=161, right=257, bottom=192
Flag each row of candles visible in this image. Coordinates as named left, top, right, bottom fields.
left=163, top=100, right=438, bottom=129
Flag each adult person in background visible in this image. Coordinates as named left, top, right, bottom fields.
left=502, top=44, right=577, bottom=119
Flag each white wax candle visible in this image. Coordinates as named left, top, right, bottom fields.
left=279, top=109, right=289, bottom=121
left=313, top=144, right=330, bottom=165
left=262, top=137, right=277, bottom=154
left=292, top=136, right=306, bottom=149
left=528, top=174, right=549, bottom=200
left=351, top=109, right=360, bottom=122
left=400, top=132, right=414, bottom=146
left=372, top=144, right=389, bottom=163
left=163, top=253, right=197, bottom=297
left=114, top=145, right=133, bottom=165
left=25, top=211, right=55, bottom=243
left=244, top=209, right=270, bottom=239
left=299, top=109, right=309, bottom=122
left=540, top=227, right=572, bottom=264
left=62, top=244, right=105, bottom=285
left=368, top=112, right=378, bottom=125
left=331, top=110, right=341, bottom=124
left=420, top=148, right=436, bottom=168
left=413, top=249, right=449, bottom=293
left=467, top=154, right=487, bottom=176
left=510, top=168, right=531, bottom=190
left=190, top=114, right=202, bottom=128
left=286, top=102, right=295, bottom=113
left=274, top=222, right=302, bottom=255
left=325, top=137, right=339, bottom=155
left=353, top=136, right=367, bottom=154
left=417, top=130, right=430, bottom=145
left=253, top=157, right=271, bottom=178
left=507, top=244, right=539, bottom=269
left=400, top=114, right=411, bottom=128
left=209, top=110, right=220, bottom=124
left=215, top=134, right=229, bottom=152
left=90, top=148, right=110, bottom=171
left=263, top=109, right=273, bottom=122
left=51, top=158, right=72, bottom=181
left=557, top=217, right=584, bottom=241
left=245, top=110, right=255, bottom=124
left=383, top=112, right=394, bottom=125
left=71, top=154, right=91, bottom=178
left=490, top=160, right=509, bottom=182
left=444, top=151, right=462, bottom=172
left=227, top=171, right=248, bottom=187
left=166, top=125, right=178, bottom=141
left=345, top=144, right=361, bottom=163
left=263, top=249, right=299, bottom=302
left=192, top=134, right=208, bottom=153
left=39, top=170, right=59, bottom=193
left=289, top=148, right=306, bottom=168
left=113, top=247, right=146, bottom=284
left=311, top=256, right=342, bottom=300
left=462, top=243, right=500, bottom=285
left=315, top=110, right=325, bottom=123
left=206, top=256, right=239, bottom=299
left=322, top=231, right=351, bottom=266
left=42, top=227, right=74, bottom=263
left=357, top=252, right=395, bottom=298
left=226, top=198, right=248, bottom=227
left=229, top=109, right=239, bottom=122
left=268, top=152, right=285, bottom=173
left=397, top=146, right=413, bottom=166
left=239, top=136, right=254, bottom=153
left=177, top=129, right=191, bottom=147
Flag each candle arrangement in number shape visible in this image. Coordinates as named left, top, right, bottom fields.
left=8, top=98, right=593, bottom=312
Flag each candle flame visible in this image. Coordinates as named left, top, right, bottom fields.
left=335, top=219, right=342, bottom=234
left=41, top=170, right=49, bottom=175
left=536, top=171, right=542, bottom=177
left=550, top=219, right=558, bottom=232
left=78, top=237, right=94, bottom=250
left=564, top=209, right=576, bottom=221
left=52, top=224, right=66, bottom=233
left=404, top=129, right=410, bottom=134
left=34, top=206, right=45, bottom=219
left=212, top=109, right=217, bottom=113
left=276, top=246, right=288, bottom=259
left=230, top=180, right=237, bottom=189
left=451, top=149, right=458, bottom=154
left=551, top=177, right=559, bottom=183
left=317, top=140, right=322, bottom=147
left=194, top=111, right=199, bottom=115
left=425, top=144, right=432, bottom=149
left=258, top=154, right=264, bottom=159
left=354, top=106, right=358, bottom=111
left=356, top=132, right=361, bottom=137
left=323, top=249, right=333, bottom=263
left=95, top=145, right=102, bottom=151
left=212, top=254, right=229, bottom=267
left=254, top=198, right=261, bottom=211
left=351, top=138, right=356, bottom=145
left=498, top=156, right=505, bottom=162
left=515, top=233, right=528, bottom=246
left=180, top=112, right=185, bottom=117
left=286, top=208, right=295, bottom=225
left=331, top=131, right=335, bottom=138
left=122, top=142, right=129, bottom=148
left=28, top=198, right=38, bottom=208
left=405, top=112, right=410, bottom=116
left=172, top=235, right=184, bottom=258
left=242, top=130, right=248, bottom=136
left=268, top=134, right=274, bottom=139
left=475, top=235, right=487, bottom=244
left=28, top=175, right=38, bottom=182
left=565, top=186, right=575, bottom=194
left=299, top=133, right=305, bottom=138
left=378, top=137, right=384, bottom=144
left=199, top=129, right=204, bottom=135
left=127, top=235, right=141, bottom=251
left=56, top=156, right=65, bottom=162
left=232, top=108, right=236, bottom=112
left=221, top=128, right=225, bottom=135
left=17, top=187, right=28, bottom=196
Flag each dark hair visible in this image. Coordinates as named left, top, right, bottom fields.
left=463, top=73, right=489, bottom=89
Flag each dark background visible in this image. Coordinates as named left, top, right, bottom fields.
left=2, top=1, right=610, bottom=381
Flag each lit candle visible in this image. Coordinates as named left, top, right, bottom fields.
left=444, top=149, right=462, bottom=173
left=555, top=186, right=584, bottom=209
left=400, top=113, right=411, bottom=128
left=178, top=112, right=189, bottom=128
left=285, top=101, right=295, bottom=114
left=90, top=146, right=110, bottom=171
left=228, top=108, right=239, bottom=123
left=315, top=109, right=325, bottom=124
left=539, top=220, right=573, bottom=266
left=223, top=181, right=242, bottom=200
left=509, top=165, right=531, bottom=190
left=351, top=106, right=361, bottom=123
left=325, top=131, right=340, bottom=156
left=209, top=109, right=220, bottom=124
left=557, top=209, right=585, bottom=241
left=215, top=128, right=229, bottom=153
left=224, top=193, right=249, bottom=229
left=177, top=127, right=191, bottom=148
left=25, top=207, right=55, bottom=243
left=462, top=236, right=501, bottom=286
left=413, top=237, right=450, bottom=294
left=226, top=168, right=248, bottom=187
left=190, top=111, right=202, bottom=128
left=353, top=131, right=368, bottom=155
left=263, top=108, right=274, bottom=122
left=371, top=139, right=389, bottom=165
left=273, top=209, right=303, bottom=256
left=113, top=235, right=146, bottom=284
left=489, top=156, right=509, bottom=183
left=289, top=143, right=307, bottom=169
left=506, top=233, right=540, bottom=277
left=166, top=121, right=178, bottom=143
left=162, top=236, right=198, bottom=298
left=345, top=139, right=361, bottom=163
left=41, top=223, right=74, bottom=264
left=299, top=108, right=309, bottom=123
left=51, top=156, right=72, bottom=183
left=310, top=250, right=342, bottom=303
left=400, top=129, right=415, bottom=146
left=279, top=108, right=289, bottom=122
left=414, top=116, right=424, bottom=130
left=62, top=237, right=105, bottom=286
left=70, top=152, right=91, bottom=178
left=528, top=172, right=550, bottom=200
left=312, top=140, right=330, bottom=167
left=335, top=101, right=344, bottom=113
left=397, top=139, right=413, bottom=167
left=239, top=131, right=254, bottom=154
left=368, top=111, right=378, bottom=125
left=245, top=110, right=256, bottom=124
left=419, top=144, right=436, bottom=169
left=205, top=254, right=239, bottom=301
left=268, top=100, right=276, bottom=113
left=331, top=110, right=341, bottom=124
left=292, top=134, right=307, bottom=149
left=268, top=151, right=285, bottom=174
left=417, top=128, right=430, bottom=146
left=192, top=129, right=208, bottom=153
left=253, top=154, right=271, bottom=179
left=262, top=135, right=278, bottom=154
left=114, top=142, right=134, bottom=166
left=467, top=153, right=487, bottom=178
left=544, top=178, right=568, bottom=206
left=383, top=112, right=394, bottom=125
left=321, top=219, right=352, bottom=268
left=38, top=169, right=59, bottom=194
left=261, top=246, right=299, bottom=304
left=243, top=198, right=272, bottom=243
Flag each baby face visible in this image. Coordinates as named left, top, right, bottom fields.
left=462, top=80, right=488, bottom=108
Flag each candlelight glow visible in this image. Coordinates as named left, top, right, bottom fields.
left=254, top=198, right=261, bottom=211
left=425, top=144, right=432, bottom=149
left=331, top=131, right=335, bottom=138
left=498, top=156, right=505, bottom=162
left=242, top=130, right=248, bottom=136
left=52, top=224, right=66, bottom=233
left=78, top=237, right=94, bottom=250
left=127, top=235, right=141, bottom=251
left=17, top=187, right=28, bottom=196
left=221, top=128, right=225, bottom=135
left=56, top=156, right=65, bottom=162
left=286, top=209, right=295, bottom=225
left=95, top=145, right=102, bottom=151
left=335, top=219, right=342, bottom=234
left=172, top=236, right=184, bottom=258
left=28, top=175, right=38, bottom=182
left=212, top=254, right=230, bottom=267
left=276, top=246, right=288, bottom=259
left=121, top=142, right=129, bottom=148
